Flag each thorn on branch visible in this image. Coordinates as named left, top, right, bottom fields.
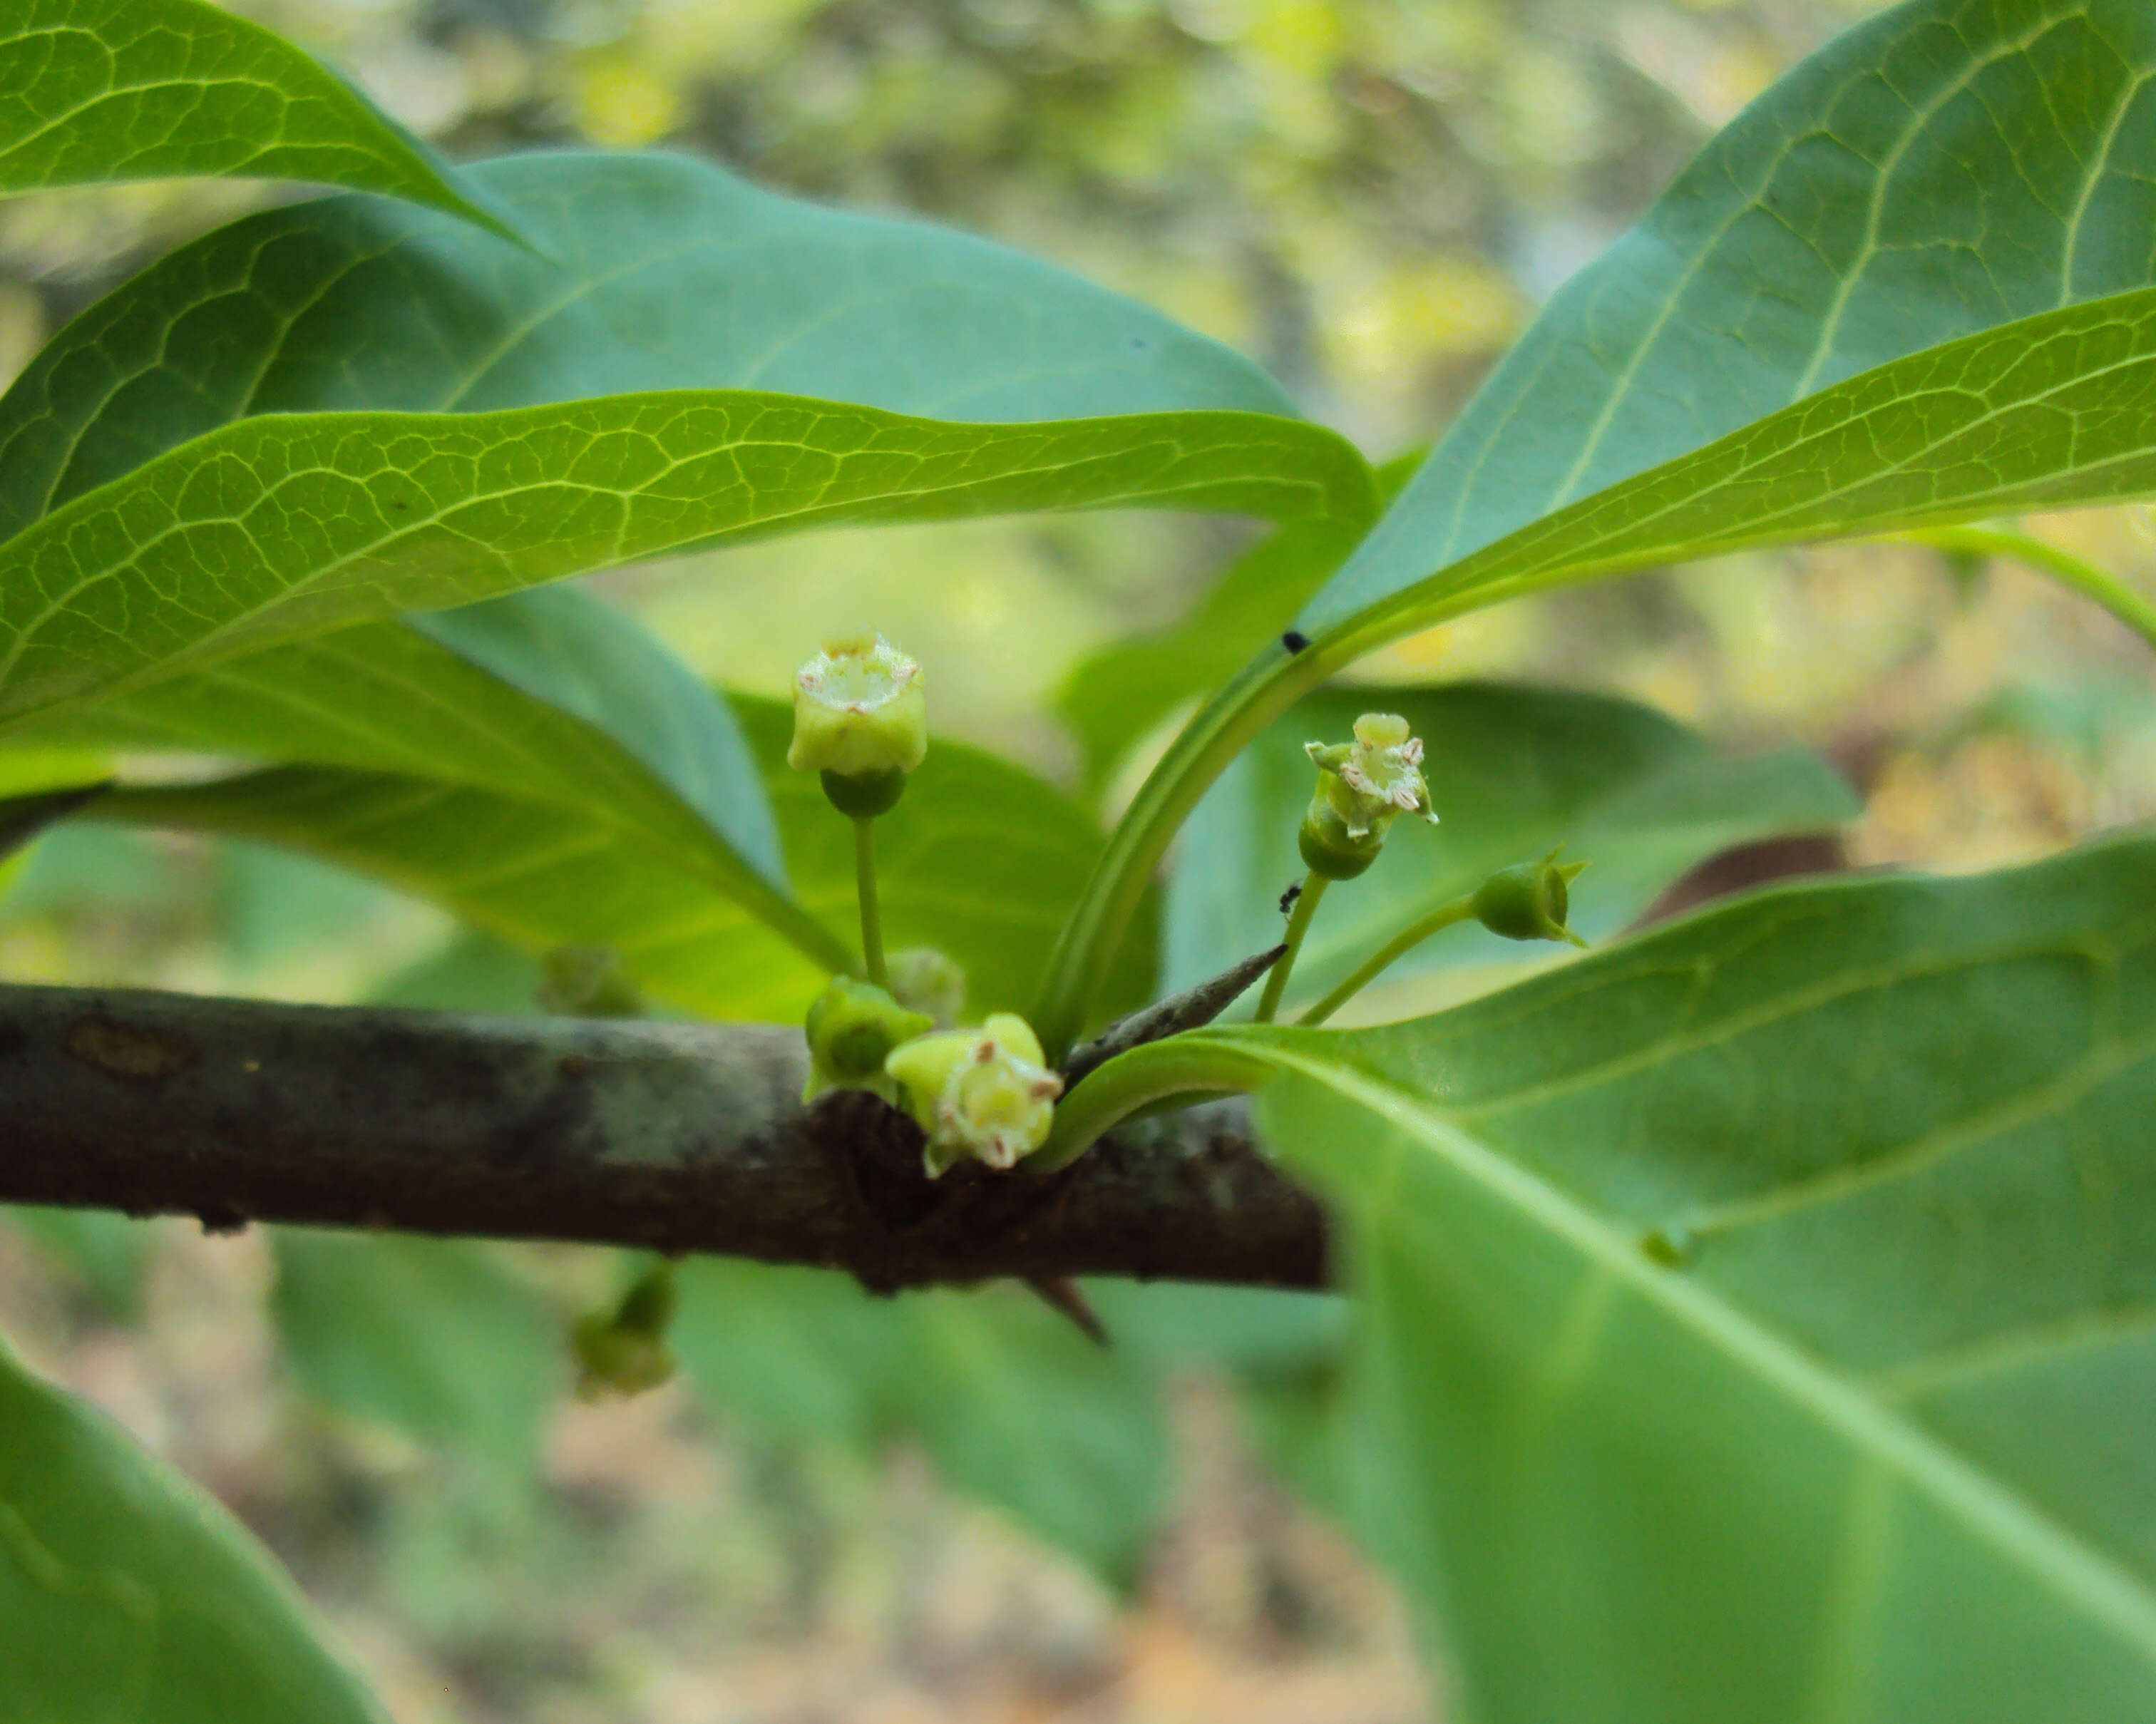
left=1059, top=943, right=1288, bottom=1091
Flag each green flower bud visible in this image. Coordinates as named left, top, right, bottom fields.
left=789, top=632, right=927, bottom=781
left=803, top=975, right=933, bottom=1105
left=573, top=1261, right=678, bottom=1401
left=886, top=945, right=967, bottom=1029
left=885, top=1012, right=1064, bottom=1177
left=1471, top=848, right=1590, bottom=948
left=1297, top=712, right=1439, bottom=879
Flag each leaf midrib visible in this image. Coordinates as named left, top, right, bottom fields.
left=1235, top=1037, right=2156, bottom=1663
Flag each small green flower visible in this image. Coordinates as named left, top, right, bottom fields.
left=803, top=975, right=933, bottom=1105
left=573, top=1261, right=678, bottom=1401
left=788, top=631, right=927, bottom=779
left=1471, top=847, right=1589, bottom=948
left=885, top=945, right=967, bottom=1029
left=1298, top=712, right=1438, bottom=879
left=885, top=1012, right=1064, bottom=1177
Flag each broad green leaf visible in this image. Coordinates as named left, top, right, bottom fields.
left=0, top=1325, right=386, bottom=1722
left=1102, top=835, right=2156, bottom=1723
left=1057, top=451, right=1424, bottom=788
left=0, top=0, right=515, bottom=237
left=1164, top=681, right=1854, bottom=1011
left=0, top=148, right=1362, bottom=540
left=1307, top=0, right=2156, bottom=638
left=1034, top=282, right=2156, bottom=1052
left=0, top=390, right=1369, bottom=732
left=27, top=587, right=845, bottom=970
left=673, top=1265, right=1169, bottom=1583
left=1309, top=282, right=2156, bottom=652
left=270, top=1230, right=560, bottom=1475
left=76, top=696, right=1157, bottom=1022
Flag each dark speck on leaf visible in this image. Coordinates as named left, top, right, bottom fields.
left=1282, top=630, right=1309, bottom=653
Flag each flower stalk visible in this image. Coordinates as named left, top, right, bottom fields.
left=1254, top=872, right=1327, bottom=1024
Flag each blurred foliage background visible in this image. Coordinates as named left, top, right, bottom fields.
left=6, top=0, right=2156, bottom=1719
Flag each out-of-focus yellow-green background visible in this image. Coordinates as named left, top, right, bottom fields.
left=5, top=1, right=2155, bottom=1720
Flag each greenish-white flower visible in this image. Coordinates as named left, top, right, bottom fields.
left=885, top=1012, right=1064, bottom=1176
left=787, top=631, right=928, bottom=777
left=1298, top=712, right=1438, bottom=878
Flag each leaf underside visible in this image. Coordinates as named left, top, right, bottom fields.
left=1159, top=836, right=2156, bottom=1724
left=0, top=0, right=513, bottom=237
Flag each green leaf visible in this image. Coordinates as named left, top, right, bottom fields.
left=0, top=0, right=515, bottom=237
left=1035, top=281, right=2156, bottom=1053
left=0, top=389, right=1368, bottom=734
left=0, top=1325, right=387, bottom=1723
left=75, top=694, right=1156, bottom=1022
left=1025, top=0, right=2156, bottom=1054
left=0, top=148, right=1362, bottom=540
left=673, top=1265, right=1169, bottom=1583
left=1116, top=835, right=2156, bottom=1722
left=26, top=587, right=841, bottom=968
left=270, top=1230, right=559, bottom=1474
left=1164, top=681, right=1855, bottom=1012
left=1307, top=0, right=2156, bottom=638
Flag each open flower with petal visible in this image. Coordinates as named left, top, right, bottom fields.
left=788, top=631, right=927, bottom=778
left=1298, top=712, right=1439, bottom=878
left=885, top=1012, right=1064, bottom=1176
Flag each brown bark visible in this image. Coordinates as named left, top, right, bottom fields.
left=0, top=984, right=1326, bottom=1291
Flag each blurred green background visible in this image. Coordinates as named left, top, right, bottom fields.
left=6, top=1, right=2156, bottom=1719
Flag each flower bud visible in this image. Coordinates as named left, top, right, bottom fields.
left=1298, top=712, right=1438, bottom=879
left=573, top=1261, right=678, bottom=1401
left=886, top=945, right=967, bottom=1029
left=1471, top=848, right=1589, bottom=948
left=885, top=1012, right=1064, bottom=1177
left=789, top=631, right=927, bottom=786
left=803, top=975, right=933, bottom=1105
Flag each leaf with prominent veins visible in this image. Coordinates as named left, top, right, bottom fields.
left=1306, top=0, right=2156, bottom=637
left=0, top=148, right=1352, bottom=540
left=1312, top=279, right=2156, bottom=649
left=0, top=391, right=1368, bottom=730
left=0, top=0, right=515, bottom=237
left=1077, top=836, right=2156, bottom=1723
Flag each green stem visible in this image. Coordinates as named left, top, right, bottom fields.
left=1029, top=1033, right=1274, bottom=1176
left=854, top=817, right=886, bottom=987
left=1254, top=871, right=1328, bottom=1024
left=1900, top=525, right=2156, bottom=655
left=1032, top=647, right=1333, bottom=1061
left=1298, top=892, right=1477, bottom=1027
